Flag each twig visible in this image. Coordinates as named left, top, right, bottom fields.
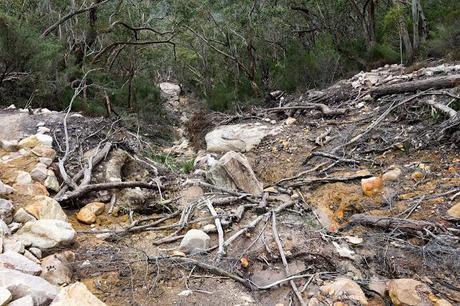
left=272, top=212, right=306, bottom=306
left=205, top=199, right=226, bottom=260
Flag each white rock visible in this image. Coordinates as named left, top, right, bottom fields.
left=13, top=208, right=37, bottom=224
left=320, top=277, right=367, bottom=305
left=5, top=104, right=16, bottom=110
left=203, top=224, right=217, bottom=233
left=37, top=127, right=51, bottom=134
left=0, top=199, right=13, bottom=224
left=30, top=163, right=48, bottom=182
left=0, top=139, right=18, bottom=151
left=0, top=268, right=59, bottom=305
left=29, top=247, right=42, bottom=259
left=50, top=282, right=106, bottom=306
left=159, top=82, right=181, bottom=99
left=8, top=295, right=34, bottom=306
left=285, top=117, right=297, bottom=125
left=39, top=157, right=53, bottom=166
left=179, top=229, right=210, bottom=253
left=0, top=287, right=12, bottom=305
left=44, top=171, right=60, bottom=192
left=205, top=123, right=281, bottom=152
left=36, top=122, right=45, bottom=127
left=7, top=223, right=21, bottom=234
left=208, top=151, right=263, bottom=195
left=0, top=181, right=13, bottom=195
left=2, top=238, right=25, bottom=253
left=0, top=220, right=10, bottom=236
left=0, top=251, right=42, bottom=275
left=13, top=220, right=75, bottom=250
left=41, top=251, right=74, bottom=285
left=15, top=171, right=33, bottom=185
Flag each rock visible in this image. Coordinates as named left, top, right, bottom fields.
left=3, top=238, right=25, bottom=253
left=23, top=250, right=41, bottom=264
left=447, top=202, right=460, bottom=219
left=411, top=171, right=425, bottom=181
left=13, top=208, right=37, bottom=224
left=50, top=282, right=106, bottom=306
left=30, top=163, right=48, bottom=182
left=11, top=182, right=49, bottom=196
left=39, top=157, right=53, bottom=166
left=0, top=220, right=10, bottom=236
left=203, top=224, right=217, bottom=233
left=382, top=168, right=402, bottom=182
left=387, top=279, right=432, bottom=306
left=205, top=123, right=281, bottom=152
left=0, top=250, right=42, bottom=275
left=208, top=151, right=263, bottom=196
left=0, top=180, right=13, bottom=195
left=193, top=153, right=218, bottom=170
left=0, top=139, right=18, bottom=152
left=8, top=222, right=21, bottom=234
left=368, top=277, right=387, bottom=296
left=285, top=117, right=297, bottom=125
left=76, top=202, right=106, bottom=224
left=44, top=171, right=60, bottom=192
left=0, top=199, right=13, bottom=224
left=29, top=247, right=42, bottom=259
left=159, top=82, right=181, bottom=100
left=15, top=171, right=33, bottom=185
left=18, top=134, right=53, bottom=149
left=0, top=287, right=12, bottom=305
left=31, top=145, right=56, bottom=160
left=361, top=176, right=383, bottom=196
left=179, top=229, right=210, bottom=253
left=319, top=277, right=368, bottom=305
left=8, top=295, right=34, bottom=306
left=37, top=127, right=51, bottom=134
left=41, top=251, right=74, bottom=285
left=13, top=219, right=75, bottom=249
left=25, top=196, right=67, bottom=221
left=178, top=186, right=204, bottom=209
left=0, top=268, right=59, bottom=305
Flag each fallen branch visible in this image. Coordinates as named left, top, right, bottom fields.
left=56, top=181, right=162, bottom=202
left=370, top=74, right=460, bottom=98
left=348, top=214, right=444, bottom=234
left=424, top=97, right=458, bottom=118
left=283, top=173, right=371, bottom=188
left=266, top=103, right=347, bottom=116
left=272, top=212, right=306, bottom=306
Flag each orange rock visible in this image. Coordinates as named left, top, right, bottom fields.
left=76, top=202, right=106, bottom=224
left=361, top=177, right=383, bottom=196
left=411, top=171, right=425, bottom=181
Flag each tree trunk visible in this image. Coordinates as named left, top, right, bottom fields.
left=412, top=0, right=420, bottom=55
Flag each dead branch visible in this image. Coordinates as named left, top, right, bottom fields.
left=56, top=181, right=163, bottom=202
left=42, top=0, right=114, bottom=37
left=283, top=173, right=371, bottom=188
left=255, top=192, right=269, bottom=215
left=206, top=199, right=226, bottom=260
left=348, top=214, right=444, bottom=234
left=272, top=212, right=306, bottom=306
left=370, top=74, right=460, bottom=98
left=265, top=103, right=347, bottom=116
left=424, top=97, right=458, bottom=118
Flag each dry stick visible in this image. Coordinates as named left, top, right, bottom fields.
left=205, top=199, right=226, bottom=260
left=424, top=97, right=458, bottom=118
left=56, top=181, right=162, bottom=202
left=276, top=162, right=328, bottom=185
left=265, top=103, right=348, bottom=116
left=271, top=212, right=306, bottom=306
left=188, top=180, right=252, bottom=198
left=285, top=173, right=371, bottom=188
left=255, top=192, right=269, bottom=215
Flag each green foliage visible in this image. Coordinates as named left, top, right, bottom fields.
left=366, top=44, right=400, bottom=63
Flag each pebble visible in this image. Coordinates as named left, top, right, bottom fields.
left=179, top=229, right=210, bottom=254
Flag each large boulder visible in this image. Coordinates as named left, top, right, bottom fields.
left=0, top=250, right=42, bottom=275
left=50, top=282, right=106, bottom=306
left=24, top=196, right=67, bottom=221
left=179, top=229, right=210, bottom=254
left=13, top=220, right=75, bottom=250
left=208, top=151, right=263, bottom=196
left=0, top=268, right=59, bottom=305
left=205, top=123, right=280, bottom=152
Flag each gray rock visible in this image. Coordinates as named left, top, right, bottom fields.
left=0, top=139, right=18, bottom=152
left=7, top=222, right=21, bottom=234
left=30, top=163, right=48, bottom=182
left=179, top=229, right=210, bottom=253
left=0, top=287, right=12, bottom=305
left=0, top=199, right=13, bottom=224
left=13, top=220, right=75, bottom=250
left=44, top=171, right=60, bottom=192
left=8, top=295, right=34, bottom=306
left=208, top=151, right=263, bottom=196
left=0, top=268, right=59, bottom=305
left=38, top=157, right=53, bottom=166
left=13, top=208, right=37, bottom=224
left=28, top=247, right=42, bottom=259
left=15, top=171, right=33, bottom=185
left=0, top=251, right=42, bottom=275
left=205, top=123, right=281, bottom=152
